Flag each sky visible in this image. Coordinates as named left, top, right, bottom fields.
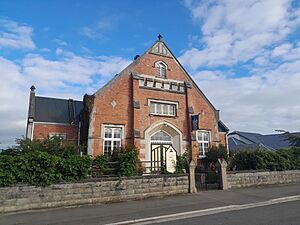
left=0, top=0, right=300, bottom=148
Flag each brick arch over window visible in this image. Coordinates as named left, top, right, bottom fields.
left=154, top=61, right=168, bottom=78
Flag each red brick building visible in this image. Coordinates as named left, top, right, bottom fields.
left=26, top=35, right=229, bottom=168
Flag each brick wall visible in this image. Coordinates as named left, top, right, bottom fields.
left=88, top=50, right=222, bottom=162
left=0, top=174, right=188, bottom=213
left=227, top=170, right=300, bottom=189
left=33, top=123, right=79, bottom=143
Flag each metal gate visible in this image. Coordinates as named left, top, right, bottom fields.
left=151, top=144, right=171, bottom=172
left=195, top=166, right=220, bottom=191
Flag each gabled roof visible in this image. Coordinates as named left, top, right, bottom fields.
left=228, top=131, right=294, bottom=151
left=34, top=96, right=83, bottom=124
left=218, top=120, right=229, bottom=132
left=93, top=36, right=218, bottom=113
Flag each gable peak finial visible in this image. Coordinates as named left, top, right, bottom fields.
left=158, top=34, right=163, bottom=41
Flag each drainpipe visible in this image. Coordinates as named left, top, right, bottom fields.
left=130, top=73, right=135, bottom=146
left=184, top=82, right=192, bottom=154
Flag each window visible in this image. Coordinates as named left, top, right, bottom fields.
left=151, top=131, right=172, bottom=143
left=156, top=62, right=167, bottom=78
left=49, top=133, right=66, bottom=140
left=103, top=126, right=122, bottom=155
left=150, top=101, right=176, bottom=116
left=197, top=131, right=210, bottom=158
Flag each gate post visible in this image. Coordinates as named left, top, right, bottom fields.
left=217, top=159, right=228, bottom=190
left=189, top=160, right=197, bottom=193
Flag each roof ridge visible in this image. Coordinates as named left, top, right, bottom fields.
left=35, top=95, right=83, bottom=102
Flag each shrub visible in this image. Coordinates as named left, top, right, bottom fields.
left=92, top=146, right=142, bottom=177
left=92, top=154, right=110, bottom=175
left=175, top=152, right=189, bottom=173
left=229, top=148, right=300, bottom=171
left=229, top=151, right=258, bottom=170
left=0, top=151, right=92, bottom=187
left=113, top=146, right=140, bottom=176
left=0, top=155, right=19, bottom=186
left=206, top=145, right=229, bottom=164
left=7, top=137, right=79, bottom=158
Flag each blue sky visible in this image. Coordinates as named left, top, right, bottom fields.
left=1, top=0, right=300, bottom=148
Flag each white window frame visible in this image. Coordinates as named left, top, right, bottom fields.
left=196, top=130, right=211, bottom=158
left=148, top=99, right=178, bottom=117
left=155, top=61, right=168, bottom=78
left=102, top=124, right=124, bottom=155
left=150, top=130, right=173, bottom=144
left=49, top=132, right=66, bottom=140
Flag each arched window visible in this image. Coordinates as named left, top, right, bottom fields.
left=155, top=61, right=167, bottom=78
left=151, top=130, right=172, bottom=143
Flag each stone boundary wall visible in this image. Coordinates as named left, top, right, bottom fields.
left=227, top=170, right=300, bottom=189
left=0, top=174, right=188, bottom=213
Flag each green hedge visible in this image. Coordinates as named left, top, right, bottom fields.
left=0, top=137, right=91, bottom=187
left=92, top=146, right=142, bottom=177
left=229, top=148, right=300, bottom=171
left=0, top=151, right=92, bottom=187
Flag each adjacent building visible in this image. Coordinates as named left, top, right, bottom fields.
left=228, top=131, right=293, bottom=152
left=26, top=35, right=229, bottom=168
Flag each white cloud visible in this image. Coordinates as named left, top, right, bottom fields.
left=192, top=60, right=300, bottom=133
left=180, top=0, right=300, bottom=69
left=0, top=19, right=35, bottom=50
left=181, top=0, right=300, bottom=134
left=53, top=39, right=68, bottom=46
left=80, top=17, right=117, bottom=39
left=0, top=51, right=131, bottom=148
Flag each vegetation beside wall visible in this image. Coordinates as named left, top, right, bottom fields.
left=92, top=146, right=142, bottom=177
left=229, top=148, right=300, bottom=171
left=0, top=137, right=91, bottom=187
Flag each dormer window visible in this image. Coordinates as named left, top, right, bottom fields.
left=155, top=61, right=167, bottom=78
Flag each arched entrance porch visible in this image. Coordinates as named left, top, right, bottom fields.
left=143, top=121, right=183, bottom=172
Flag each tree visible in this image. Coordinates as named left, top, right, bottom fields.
left=285, top=132, right=300, bottom=147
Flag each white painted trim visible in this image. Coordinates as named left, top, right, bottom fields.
left=101, top=124, right=125, bottom=154
left=31, top=122, right=34, bottom=140
left=196, top=130, right=211, bottom=158
left=33, top=121, right=78, bottom=126
left=154, top=60, right=168, bottom=70
left=150, top=130, right=173, bottom=144
left=49, top=132, right=67, bottom=139
left=147, top=99, right=179, bottom=108
left=138, top=74, right=185, bottom=84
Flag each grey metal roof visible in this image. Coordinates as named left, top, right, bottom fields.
left=34, top=96, right=83, bottom=124
left=228, top=131, right=294, bottom=152
left=218, top=120, right=229, bottom=132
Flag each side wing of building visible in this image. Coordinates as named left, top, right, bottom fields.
left=26, top=86, right=83, bottom=145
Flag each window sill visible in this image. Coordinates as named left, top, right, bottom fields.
left=149, top=114, right=177, bottom=118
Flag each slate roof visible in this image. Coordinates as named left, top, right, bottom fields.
left=228, top=131, right=294, bottom=152
left=34, top=96, right=83, bottom=124
left=218, top=120, right=229, bottom=132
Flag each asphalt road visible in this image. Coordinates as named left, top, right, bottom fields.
left=0, top=183, right=299, bottom=225
left=161, top=201, right=300, bottom=225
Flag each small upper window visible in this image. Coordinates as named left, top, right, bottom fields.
left=155, top=61, right=167, bottom=78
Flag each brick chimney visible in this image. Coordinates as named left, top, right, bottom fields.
left=25, top=85, right=36, bottom=139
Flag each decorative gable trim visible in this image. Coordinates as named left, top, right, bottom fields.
left=149, top=41, right=173, bottom=58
